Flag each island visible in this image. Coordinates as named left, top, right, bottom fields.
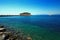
left=20, top=12, right=31, bottom=16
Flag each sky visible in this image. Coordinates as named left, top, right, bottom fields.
left=0, top=0, right=60, bottom=15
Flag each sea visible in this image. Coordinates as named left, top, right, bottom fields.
left=0, top=15, right=60, bottom=40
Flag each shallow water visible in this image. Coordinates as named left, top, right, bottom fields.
left=0, top=15, right=60, bottom=40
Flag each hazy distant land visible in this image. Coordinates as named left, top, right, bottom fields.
left=0, top=15, right=60, bottom=17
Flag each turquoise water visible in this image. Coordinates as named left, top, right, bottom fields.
left=0, top=15, right=60, bottom=40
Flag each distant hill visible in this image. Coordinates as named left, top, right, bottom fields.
left=0, top=15, right=19, bottom=17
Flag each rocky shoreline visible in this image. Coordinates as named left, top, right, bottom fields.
left=0, top=25, right=32, bottom=40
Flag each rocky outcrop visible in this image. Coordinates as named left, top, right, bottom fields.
left=0, top=25, right=32, bottom=40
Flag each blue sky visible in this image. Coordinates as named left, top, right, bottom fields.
left=0, top=0, right=60, bottom=15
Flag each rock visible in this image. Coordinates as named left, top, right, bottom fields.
left=0, top=25, right=4, bottom=28
left=0, top=28, right=6, bottom=33
left=26, top=34, right=32, bottom=40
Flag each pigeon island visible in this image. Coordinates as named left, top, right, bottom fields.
left=20, top=12, right=31, bottom=16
